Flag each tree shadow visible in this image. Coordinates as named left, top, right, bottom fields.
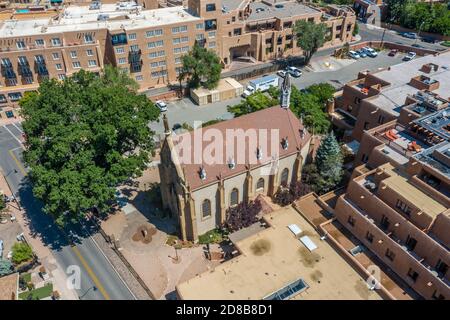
left=17, top=177, right=70, bottom=251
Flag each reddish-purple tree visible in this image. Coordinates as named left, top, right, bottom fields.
left=223, top=199, right=262, bottom=232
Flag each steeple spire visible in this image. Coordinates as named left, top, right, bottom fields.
left=280, top=73, right=291, bottom=109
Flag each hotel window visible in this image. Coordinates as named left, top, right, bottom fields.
left=230, top=188, right=239, bottom=206
left=118, top=58, right=126, bottom=64
left=52, top=52, right=60, bottom=60
left=354, top=97, right=361, bottom=104
left=130, top=44, right=140, bottom=52
left=172, top=26, right=187, bottom=34
left=405, top=236, right=417, bottom=251
left=378, top=115, right=385, bottom=124
left=115, top=47, right=125, bottom=54
left=16, top=41, right=26, bottom=50
left=407, top=268, right=419, bottom=282
left=380, top=215, right=390, bottom=230
left=0, top=95, right=6, bottom=103
left=385, top=248, right=395, bottom=262
left=196, top=34, right=205, bottom=41
left=146, top=29, right=163, bottom=37
left=175, top=57, right=182, bottom=64
left=174, top=47, right=182, bottom=54
left=8, top=92, right=22, bottom=101
left=432, top=291, right=445, bottom=300
left=35, top=39, right=45, bottom=46
left=86, top=49, right=94, bottom=56
left=131, top=64, right=142, bottom=73
left=206, top=3, right=216, bottom=11
left=51, top=38, right=61, bottom=46
left=88, top=60, right=97, bottom=67
left=435, top=260, right=448, bottom=277
left=150, top=60, right=166, bottom=68
left=84, top=34, right=94, bottom=43
left=232, top=16, right=236, bottom=22
left=196, top=23, right=204, bottom=30
left=55, top=64, right=62, bottom=71
left=205, top=19, right=217, bottom=31
left=233, top=28, right=242, bottom=36
left=361, top=153, right=368, bottom=163
left=151, top=70, right=167, bottom=78
left=135, top=75, right=143, bottom=81
left=256, top=178, right=264, bottom=192
left=128, top=33, right=137, bottom=40
left=154, top=29, right=163, bottom=36
left=175, top=67, right=183, bottom=75
left=347, top=215, right=355, bottom=227
left=208, top=41, right=216, bottom=48
left=208, top=31, right=216, bottom=38
left=366, top=231, right=374, bottom=243
left=72, top=61, right=81, bottom=69
left=58, top=74, right=66, bottom=80
left=363, top=121, right=369, bottom=130
left=396, top=199, right=412, bottom=216
left=202, top=199, right=211, bottom=218
left=70, top=51, right=77, bottom=59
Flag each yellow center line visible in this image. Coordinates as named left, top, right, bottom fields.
left=71, top=246, right=111, bottom=300
left=8, top=149, right=27, bottom=176
left=7, top=148, right=111, bottom=300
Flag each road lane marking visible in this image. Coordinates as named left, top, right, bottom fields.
left=12, top=122, right=24, bottom=134
left=3, top=125, right=23, bottom=145
left=71, top=245, right=111, bottom=300
left=8, top=149, right=27, bottom=176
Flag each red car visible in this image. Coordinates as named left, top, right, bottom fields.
left=388, top=49, right=398, bottom=57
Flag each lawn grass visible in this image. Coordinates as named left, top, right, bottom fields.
left=21, top=273, right=31, bottom=283
left=19, top=283, right=53, bottom=300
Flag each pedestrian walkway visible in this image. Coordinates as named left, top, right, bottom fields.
left=0, top=173, right=79, bottom=300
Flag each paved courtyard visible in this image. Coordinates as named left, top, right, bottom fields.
left=101, top=167, right=222, bottom=299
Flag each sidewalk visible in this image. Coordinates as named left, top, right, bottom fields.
left=0, top=115, right=23, bottom=127
left=0, top=173, right=78, bottom=300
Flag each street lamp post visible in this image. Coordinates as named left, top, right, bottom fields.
left=414, top=22, right=425, bottom=45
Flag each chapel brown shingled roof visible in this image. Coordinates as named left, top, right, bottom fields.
left=171, top=106, right=311, bottom=190
left=0, top=273, right=18, bottom=300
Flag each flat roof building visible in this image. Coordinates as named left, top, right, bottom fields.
left=176, top=205, right=383, bottom=300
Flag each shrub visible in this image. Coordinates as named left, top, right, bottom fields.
left=223, top=199, right=262, bottom=232
left=11, top=242, right=33, bottom=265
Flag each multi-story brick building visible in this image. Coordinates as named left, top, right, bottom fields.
left=0, top=0, right=355, bottom=118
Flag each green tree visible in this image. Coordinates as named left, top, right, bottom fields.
left=315, top=132, right=343, bottom=191
left=0, top=194, right=5, bottom=211
left=353, top=22, right=359, bottom=36
left=11, top=242, right=33, bottom=265
left=0, top=258, right=14, bottom=276
left=294, top=20, right=327, bottom=64
left=305, top=83, right=335, bottom=106
left=20, top=66, right=160, bottom=225
left=181, top=42, right=223, bottom=89
left=227, top=91, right=278, bottom=117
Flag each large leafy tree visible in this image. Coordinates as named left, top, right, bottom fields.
left=20, top=66, right=160, bottom=225
left=223, top=199, right=262, bottom=232
left=181, top=42, right=222, bottom=89
left=315, top=132, right=343, bottom=191
left=305, top=83, right=335, bottom=106
left=294, top=20, right=327, bottom=64
left=227, top=91, right=278, bottom=117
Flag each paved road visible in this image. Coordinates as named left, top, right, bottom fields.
left=0, top=124, right=135, bottom=300
left=150, top=50, right=406, bottom=136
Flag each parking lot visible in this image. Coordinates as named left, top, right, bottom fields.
left=150, top=49, right=406, bottom=136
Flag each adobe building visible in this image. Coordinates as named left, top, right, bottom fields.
left=158, top=76, right=315, bottom=241
left=331, top=51, right=450, bottom=151
left=0, top=0, right=355, bottom=117
left=176, top=205, right=383, bottom=300
left=334, top=158, right=449, bottom=300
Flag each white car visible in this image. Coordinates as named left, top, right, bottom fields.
left=286, top=66, right=302, bottom=77
left=242, top=86, right=255, bottom=98
left=155, top=100, right=168, bottom=112
left=362, top=47, right=378, bottom=57
left=348, top=50, right=360, bottom=59
left=277, top=70, right=287, bottom=78
left=403, top=52, right=416, bottom=61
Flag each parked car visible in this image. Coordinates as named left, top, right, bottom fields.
left=348, top=50, right=360, bottom=59
left=357, top=49, right=367, bottom=58
left=286, top=66, right=302, bottom=77
left=412, top=43, right=424, bottom=49
left=421, top=37, right=437, bottom=44
left=403, top=51, right=417, bottom=61
left=155, top=100, right=168, bottom=112
left=277, top=70, right=287, bottom=78
left=402, top=32, right=417, bottom=39
left=362, top=47, right=378, bottom=57
left=172, top=123, right=182, bottom=131
left=0, top=239, right=3, bottom=258
left=388, top=49, right=398, bottom=57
